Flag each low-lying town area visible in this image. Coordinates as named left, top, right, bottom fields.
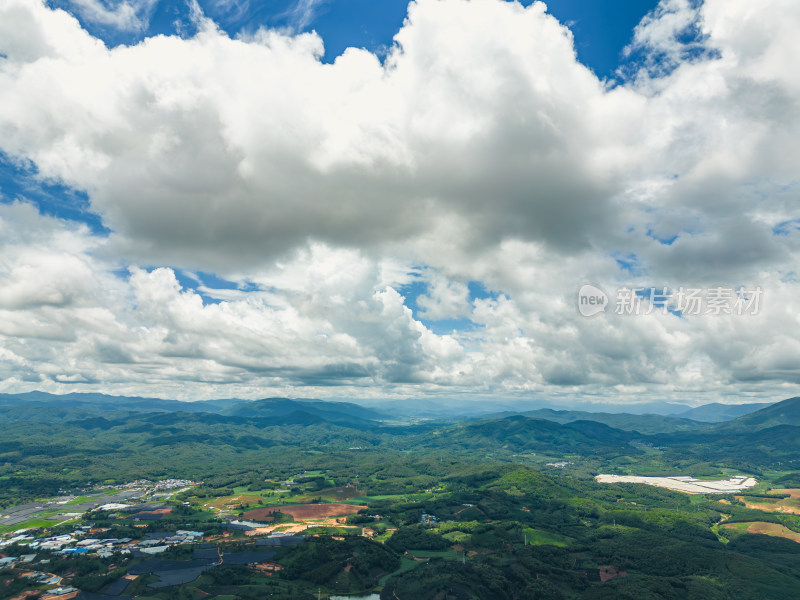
left=0, top=475, right=375, bottom=599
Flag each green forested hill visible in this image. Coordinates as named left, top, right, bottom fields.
left=221, top=397, right=388, bottom=424
left=423, top=415, right=637, bottom=455
left=675, top=401, right=774, bottom=422
left=484, top=408, right=708, bottom=434
left=715, top=396, right=800, bottom=431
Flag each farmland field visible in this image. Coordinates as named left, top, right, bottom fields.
left=289, top=486, right=366, bottom=503
left=243, top=503, right=366, bottom=520
left=199, top=494, right=268, bottom=510
left=736, top=488, right=800, bottom=514
left=724, top=521, right=800, bottom=543
left=313, top=486, right=363, bottom=500
left=521, top=527, right=571, bottom=547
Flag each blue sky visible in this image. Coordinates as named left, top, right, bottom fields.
left=44, top=0, right=661, bottom=76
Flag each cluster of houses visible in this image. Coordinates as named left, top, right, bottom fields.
left=24, top=571, right=62, bottom=586
left=0, top=533, right=36, bottom=550
left=420, top=513, right=439, bottom=524
left=0, top=526, right=206, bottom=563
left=22, top=571, right=79, bottom=596
left=23, top=572, right=76, bottom=597
left=23, top=524, right=137, bottom=557
left=134, top=530, right=205, bottom=555
left=0, top=554, right=73, bottom=596
left=0, top=553, right=37, bottom=568
left=94, top=478, right=197, bottom=492
left=147, top=479, right=198, bottom=494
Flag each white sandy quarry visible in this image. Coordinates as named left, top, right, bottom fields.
left=595, top=474, right=757, bottom=494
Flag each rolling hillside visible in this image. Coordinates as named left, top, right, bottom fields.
left=421, top=415, right=638, bottom=455
left=484, top=408, right=707, bottom=434
left=716, top=397, right=800, bottom=431
left=676, top=402, right=774, bottom=423
left=221, top=397, right=388, bottom=425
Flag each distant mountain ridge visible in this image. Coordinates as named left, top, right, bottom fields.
left=0, top=391, right=241, bottom=413
left=420, top=415, right=637, bottom=455
left=674, top=402, right=774, bottom=422
left=0, top=391, right=789, bottom=434
left=0, top=392, right=388, bottom=428
left=371, top=397, right=695, bottom=418
left=481, top=408, right=707, bottom=434
left=714, top=396, right=800, bottom=431
left=221, top=397, right=388, bottom=425
left=0, top=392, right=798, bottom=477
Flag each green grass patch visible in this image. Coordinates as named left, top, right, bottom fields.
left=438, top=521, right=481, bottom=534
left=711, top=523, right=730, bottom=544
left=349, top=494, right=406, bottom=501
left=64, top=495, right=96, bottom=506
left=374, top=529, right=397, bottom=543
left=303, top=526, right=354, bottom=536
left=521, top=528, right=571, bottom=547
left=406, top=548, right=460, bottom=560
left=63, top=489, right=119, bottom=506
left=347, top=493, right=433, bottom=504
left=0, top=516, right=74, bottom=533
left=442, top=531, right=470, bottom=543
left=37, top=509, right=72, bottom=518
left=379, top=557, right=423, bottom=586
